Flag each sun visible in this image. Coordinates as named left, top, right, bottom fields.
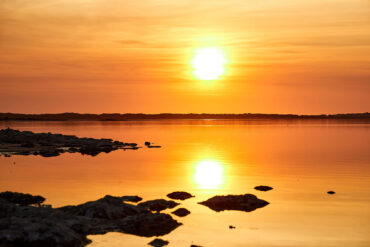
left=192, top=48, right=226, bottom=80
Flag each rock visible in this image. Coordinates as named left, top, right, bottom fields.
left=0, top=192, right=182, bottom=247
left=58, top=195, right=147, bottom=220
left=254, top=185, right=273, bottom=191
left=121, top=195, right=143, bottom=203
left=145, top=142, right=151, bottom=146
left=199, top=194, right=269, bottom=212
left=172, top=208, right=190, bottom=217
left=167, top=191, right=194, bottom=200
left=0, top=128, right=139, bottom=157
left=0, top=191, right=45, bottom=206
left=229, top=225, right=236, bottom=229
left=327, top=191, right=335, bottom=194
left=148, top=238, right=169, bottom=247
left=138, top=199, right=179, bottom=213
left=190, top=245, right=203, bottom=247
left=0, top=217, right=92, bottom=247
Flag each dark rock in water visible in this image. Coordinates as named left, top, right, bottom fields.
left=148, top=238, right=169, bottom=247
left=138, top=199, right=179, bottom=213
left=199, top=194, right=269, bottom=212
left=327, top=191, right=335, bottom=194
left=58, top=195, right=147, bottom=220
left=121, top=195, right=143, bottom=203
left=0, top=192, right=181, bottom=247
left=229, top=225, right=236, bottom=229
left=167, top=191, right=194, bottom=200
left=172, top=208, right=190, bottom=217
left=0, top=217, right=92, bottom=247
left=190, top=245, right=203, bottom=247
left=254, top=185, right=273, bottom=192
left=145, top=141, right=151, bottom=146
left=0, top=128, right=140, bottom=157
left=0, top=191, right=45, bottom=206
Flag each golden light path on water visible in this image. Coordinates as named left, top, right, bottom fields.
left=194, top=159, right=225, bottom=189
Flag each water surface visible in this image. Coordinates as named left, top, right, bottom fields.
left=0, top=120, right=369, bottom=247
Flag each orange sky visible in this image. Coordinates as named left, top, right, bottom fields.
left=0, top=0, right=369, bottom=114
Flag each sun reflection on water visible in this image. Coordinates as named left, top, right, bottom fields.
left=194, top=160, right=225, bottom=189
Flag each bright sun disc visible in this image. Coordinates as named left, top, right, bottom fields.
left=192, top=48, right=226, bottom=80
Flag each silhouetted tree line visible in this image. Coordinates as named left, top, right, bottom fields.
left=0, top=112, right=369, bottom=121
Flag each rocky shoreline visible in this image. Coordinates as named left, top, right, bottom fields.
left=0, top=191, right=270, bottom=247
left=0, top=128, right=143, bottom=157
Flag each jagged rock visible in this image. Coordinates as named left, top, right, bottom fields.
left=58, top=195, right=147, bottom=220
left=0, top=128, right=139, bottom=157
left=167, top=191, right=194, bottom=200
left=0, top=191, right=45, bottom=206
left=0, top=192, right=182, bottom=247
left=254, top=185, right=273, bottom=192
left=148, top=238, right=169, bottom=247
left=199, top=194, right=269, bottom=212
left=138, top=199, right=179, bottom=212
left=0, top=217, right=91, bottom=247
left=171, top=208, right=190, bottom=217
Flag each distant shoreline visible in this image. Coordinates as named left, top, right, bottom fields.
left=0, top=113, right=369, bottom=121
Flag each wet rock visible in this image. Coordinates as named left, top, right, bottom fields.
left=0, top=191, right=45, bottom=206
left=0, top=217, right=92, bottom=247
left=0, top=128, right=139, bottom=157
left=199, top=194, right=269, bottom=212
left=121, top=195, right=143, bottom=203
left=172, top=208, right=190, bottom=217
left=148, top=238, right=169, bottom=247
left=167, top=191, right=194, bottom=200
left=327, top=191, right=335, bottom=194
left=58, top=195, right=147, bottom=220
left=138, top=199, right=179, bottom=213
left=0, top=192, right=182, bottom=247
left=254, top=185, right=273, bottom=192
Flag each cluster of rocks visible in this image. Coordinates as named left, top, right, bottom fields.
left=0, top=192, right=181, bottom=247
left=0, top=128, right=140, bottom=157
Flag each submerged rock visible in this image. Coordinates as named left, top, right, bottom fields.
left=138, top=199, right=179, bottom=213
left=0, top=192, right=181, bottom=247
left=254, top=185, right=273, bottom=192
left=199, top=194, right=269, bottom=212
left=0, top=191, right=45, bottom=206
left=167, top=191, right=194, bottom=200
left=148, top=238, right=169, bottom=247
left=171, top=208, right=191, bottom=217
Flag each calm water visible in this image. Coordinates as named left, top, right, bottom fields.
left=0, top=120, right=369, bottom=247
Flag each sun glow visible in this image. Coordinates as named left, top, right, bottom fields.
left=194, top=160, right=224, bottom=189
left=192, top=48, right=226, bottom=80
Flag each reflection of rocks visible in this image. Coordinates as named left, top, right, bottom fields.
left=0, top=191, right=45, bottom=206
left=0, top=192, right=181, bottom=247
left=138, top=199, right=179, bottom=213
left=148, top=238, right=169, bottom=247
left=172, top=208, right=191, bottom=217
left=0, top=128, right=141, bottom=157
left=167, top=191, right=194, bottom=200
left=254, top=185, right=273, bottom=192
left=199, top=194, right=269, bottom=212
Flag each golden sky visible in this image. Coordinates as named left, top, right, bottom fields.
left=0, top=0, right=369, bottom=114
